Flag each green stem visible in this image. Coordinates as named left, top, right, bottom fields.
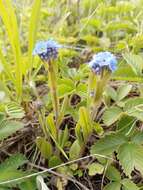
left=87, top=71, right=95, bottom=109
left=91, top=71, right=111, bottom=121
left=45, top=60, right=59, bottom=124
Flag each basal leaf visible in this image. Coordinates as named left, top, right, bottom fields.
left=88, top=163, right=104, bottom=176
left=69, top=140, right=81, bottom=160
left=131, top=131, right=143, bottom=144
left=5, top=102, right=25, bottom=119
left=0, top=154, right=27, bottom=172
left=0, top=121, right=24, bottom=140
left=118, top=143, right=143, bottom=177
left=91, top=133, right=127, bottom=156
left=106, top=86, right=117, bottom=101
left=36, top=137, right=52, bottom=159
left=121, top=179, right=139, bottom=190
left=117, top=115, right=135, bottom=134
left=0, top=170, right=25, bottom=183
left=46, top=113, right=57, bottom=140
left=123, top=53, right=143, bottom=76
left=103, top=106, right=123, bottom=126
left=106, top=165, right=121, bottom=181
left=117, top=84, right=132, bottom=101
left=104, top=182, right=121, bottom=190
left=124, top=97, right=143, bottom=121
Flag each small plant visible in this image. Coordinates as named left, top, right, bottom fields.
left=1, top=0, right=143, bottom=190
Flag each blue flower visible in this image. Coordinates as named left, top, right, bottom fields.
left=33, top=39, right=62, bottom=61
left=88, top=52, right=117, bottom=74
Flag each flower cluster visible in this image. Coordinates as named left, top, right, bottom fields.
left=33, top=40, right=117, bottom=74
left=88, top=52, right=117, bottom=74
left=33, top=39, right=62, bottom=61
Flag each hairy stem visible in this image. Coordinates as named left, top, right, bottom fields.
left=46, top=60, right=59, bottom=124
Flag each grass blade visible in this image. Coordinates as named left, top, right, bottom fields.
left=28, top=0, right=42, bottom=75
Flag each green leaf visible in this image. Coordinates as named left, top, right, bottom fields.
left=123, top=53, right=143, bottom=76
left=0, top=0, right=22, bottom=98
left=5, top=102, right=25, bottom=119
left=58, top=127, right=68, bottom=148
left=0, top=121, right=24, bottom=140
left=124, top=97, right=143, bottom=121
left=75, top=122, right=84, bottom=145
left=0, top=48, right=14, bottom=82
left=118, top=143, right=143, bottom=177
left=58, top=78, right=75, bottom=98
left=93, top=122, right=104, bottom=136
left=48, top=156, right=62, bottom=168
left=46, top=113, right=57, bottom=140
left=91, top=133, right=127, bottom=156
left=36, top=137, right=52, bottom=159
left=0, top=154, right=27, bottom=172
left=117, top=84, right=132, bottom=101
left=106, top=165, right=121, bottom=181
left=103, top=107, right=123, bottom=126
left=69, top=164, right=78, bottom=171
left=88, top=163, right=104, bottom=176
left=131, top=132, right=143, bottom=144
left=57, top=96, right=68, bottom=127
left=106, top=86, right=117, bottom=101
left=121, top=179, right=139, bottom=190
left=104, top=182, right=121, bottom=190
left=69, top=140, right=81, bottom=160
left=19, top=179, right=37, bottom=190
left=76, top=107, right=92, bottom=143
left=46, top=114, right=68, bottom=160
left=28, top=0, right=41, bottom=71
left=0, top=170, right=25, bottom=183
left=0, top=154, right=28, bottom=184
left=117, top=115, right=135, bottom=134
left=105, top=21, right=136, bottom=33
left=0, top=187, right=9, bottom=190
left=76, top=83, right=87, bottom=97
left=124, top=98, right=143, bottom=111
left=112, top=65, right=143, bottom=82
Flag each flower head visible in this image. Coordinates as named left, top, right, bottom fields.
left=88, top=52, right=117, bottom=74
left=33, top=39, right=62, bottom=61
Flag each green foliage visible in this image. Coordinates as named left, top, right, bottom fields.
left=36, top=137, right=52, bottom=159
left=28, top=0, right=42, bottom=73
left=0, top=0, right=22, bottom=99
left=88, top=162, right=104, bottom=176
left=103, top=107, right=123, bottom=126
left=0, top=154, right=36, bottom=190
left=106, top=165, right=121, bottom=181
left=118, top=143, right=143, bottom=177
left=0, top=121, right=24, bottom=141
left=121, top=179, right=139, bottom=190
left=75, top=106, right=93, bottom=145
left=5, top=102, right=25, bottom=119
left=69, top=140, right=81, bottom=160
left=0, top=154, right=27, bottom=172
left=91, top=133, right=127, bottom=155
left=104, top=182, right=121, bottom=190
